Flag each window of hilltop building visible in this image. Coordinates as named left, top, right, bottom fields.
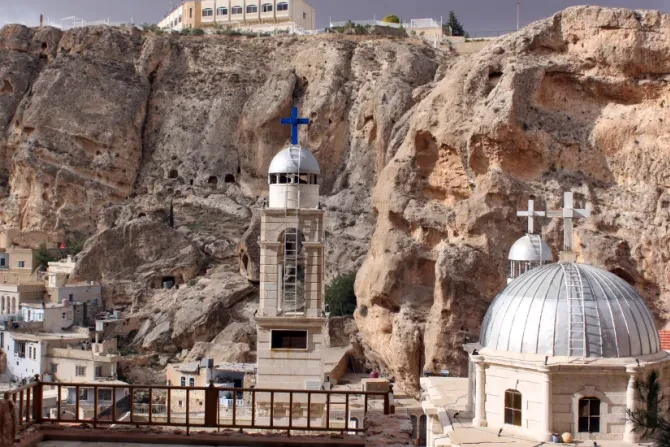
left=189, top=378, right=195, bottom=387
left=578, top=397, right=601, bottom=433
left=18, top=261, right=24, bottom=268
left=0, top=258, right=5, bottom=267
left=217, top=7, right=228, bottom=15
left=76, top=366, right=86, bottom=377
left=504, top=390, right=522, bottom=426
left=50, top=363, right=57, bottom=374
left=181, top=377, right=186, bottom=387
left=202, top=8, right=213, bottom=17
left=262, top=3, right=273, bottom=12
left=303, top=12, right=306, bottom=19
left=271, top=330, right=308, bottom=350
left=79, top=388, right=88, bottom=401
left=95, top=366, right=102, bottom=377
left=179, top=16, right=182, bottom=23
left=277, top=2, right=289, bottom=11
left=189, top=8, right=193, bottom=18
left=98, top=389, right=112, bottom=402
left=246, top=4, right=258, bottom=13
left=232, top=6, right=243, bottom=15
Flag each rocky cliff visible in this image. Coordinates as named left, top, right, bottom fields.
left=0, top=25, right=440, bottom=356
left=355, top=6, right=670, bottom=393
left=2, top=6, right=670, bottom=396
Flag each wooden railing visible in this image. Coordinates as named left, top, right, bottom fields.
left=5, top=376, right=390, bottom=436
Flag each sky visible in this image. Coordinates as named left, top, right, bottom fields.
left=1, top=0, right=669, bottom=32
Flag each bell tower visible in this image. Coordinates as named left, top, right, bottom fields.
left=256, top=107, right=326, bottom=390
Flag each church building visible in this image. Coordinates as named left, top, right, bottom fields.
left=255, top=107, right=327, bottom=391
left=423, top=192, right=670, bottom=446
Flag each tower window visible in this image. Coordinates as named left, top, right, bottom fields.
left=504, top=390, right=522, bottom=426
left=271, top=330, right=307, bottom=349
left=578, top=397, right=601, bottom=433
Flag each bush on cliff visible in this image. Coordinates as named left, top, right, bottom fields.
left=325, top=272, right=357, bottom=316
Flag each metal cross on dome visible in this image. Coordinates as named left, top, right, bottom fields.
left=517, top=199, right=545, bottom=234
left=280, top=107, right=310, bottom=145
left=547, top=191, right=591, bottom=252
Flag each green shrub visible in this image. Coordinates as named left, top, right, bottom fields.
left=325, top=272, right=357, bottom=317
left=191, top=28, right=205, bottom=36
left=381, top=15, right=401, bottom=24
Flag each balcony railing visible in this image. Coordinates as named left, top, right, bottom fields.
left=4, top=375, right=391, bottom=437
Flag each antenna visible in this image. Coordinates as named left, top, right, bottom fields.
left=516, top=1, right=520, bottom=30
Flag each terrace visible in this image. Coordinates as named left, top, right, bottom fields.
left=3, top=376, right=395, bottom=446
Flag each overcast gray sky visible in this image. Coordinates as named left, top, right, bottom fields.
left=1, top=0, right=669, bottom=32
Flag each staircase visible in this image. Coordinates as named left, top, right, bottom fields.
left=562, top=263, right=602, bottom=358
left=281, top=147, right=303, bottom=315
left=527, top=234, right=544, bottom=262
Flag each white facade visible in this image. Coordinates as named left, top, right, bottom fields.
left=2, top=332, right=88, bottom=382
left=256, top=140, right=327, bottom=391
left=158, top=0, right=316, bottom=33
left=19, top=302, right=74, bottom=332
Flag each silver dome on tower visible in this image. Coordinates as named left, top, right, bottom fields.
left=269, top=146, right=321, bottom=175
left=480, top=263, right=660, bottom=358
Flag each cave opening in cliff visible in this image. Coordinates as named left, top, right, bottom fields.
left=208, top=176, right=219, bottom=185
left=168, top=169, right=179, bottom=179
left=224, top=175, right=235, bottom=184
left=0, top=79, right=13, bottom=94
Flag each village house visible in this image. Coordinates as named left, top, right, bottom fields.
left=158, top=0, right=315, bottom=34
left=165, top=360, right=256, bottom=414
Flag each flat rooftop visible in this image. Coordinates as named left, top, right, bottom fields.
left=8, top=331, right=88, bottom=342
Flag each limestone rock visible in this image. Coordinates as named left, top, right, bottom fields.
left=356, top=6, right=670, bottom=395
left=2, top=26, right=148, bottom=235
left=132, top=268, right=257, bottom=351
left=364, top=413, right=413, bottom=447
left=212, top=321, right=256, bottom=348
left=324, top=316, right=358, bottom=348
left=236, top=212, right=261, bottom=282
left=183, top=341, right=251, bottom=364
left=70, top=220, right=206, bottom=303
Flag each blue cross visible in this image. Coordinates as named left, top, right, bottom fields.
left=280, top=107, right=310, bottom=145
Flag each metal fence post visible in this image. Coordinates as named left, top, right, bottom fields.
left=204, top=381, right=218, bottom=427
left=33, top=375, right=43, bottom=423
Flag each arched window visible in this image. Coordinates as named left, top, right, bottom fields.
left=418, top=415, right=427, bottom=446
left=410, top=415, right=418, bottom=438
left=277, top=2, right=289, bottom=11
left=349, top=417, right=359, bottom=429
left=246, top=4, right=258, bottom=13
left=202, top=8, right=213, bottom=17
left=504, top=390, right=522, bottom=426
left=262, top=3, right=273, bottom=12
left=279, top=229, right=306, bottom=312
left=578, top=397, right=601, bottom=433
left=231, top=6, right=243, bottom=14
left=217, top=7, right=228, bottom=15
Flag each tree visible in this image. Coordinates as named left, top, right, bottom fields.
left=445, top=10, right=466, bottom=37
left=325, top=272, right=357, bottom=317
left=382, top=15, right=401, bottom=24
left=627, top=370, right=670, bottom=446
left=35, top=243, right=56, bottom=271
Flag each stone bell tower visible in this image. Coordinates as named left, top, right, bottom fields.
left=255, top=107, right=326, bottom=390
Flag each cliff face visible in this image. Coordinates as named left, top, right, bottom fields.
left=355, top=6, right=670, bottom=393
left=0, top=25, right=440, bottom=355
left=2, top=6, right=670, bottom=396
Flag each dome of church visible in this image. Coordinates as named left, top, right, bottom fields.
left=509, top=235, right=553, bottom=262
left=269, top=145, right=320, bottom=175
left=480, top=263, right=660, bottom=358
